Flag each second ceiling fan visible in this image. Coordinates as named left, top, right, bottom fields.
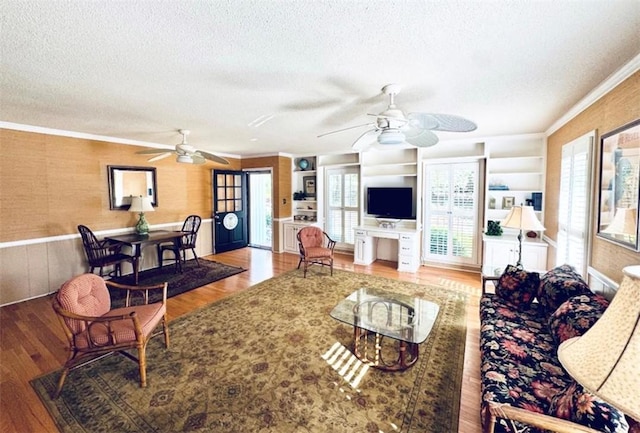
left=318, top=84, right=477, bottom=150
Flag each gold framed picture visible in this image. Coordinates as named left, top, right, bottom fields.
left=502, top=196, right=515, bottom=209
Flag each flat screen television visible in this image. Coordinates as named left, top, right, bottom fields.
left=366, top=187, right=415, bottom=219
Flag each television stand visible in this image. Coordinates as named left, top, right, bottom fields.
left=353, top=225, right=421, bottom=272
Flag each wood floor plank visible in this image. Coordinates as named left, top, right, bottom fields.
left=0, top=248, right=483, bottom=432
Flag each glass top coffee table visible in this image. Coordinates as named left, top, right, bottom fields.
left=330, top=288, right=440, bottom=371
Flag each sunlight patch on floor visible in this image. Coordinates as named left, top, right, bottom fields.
left=321, top=341, right=370, bottom=389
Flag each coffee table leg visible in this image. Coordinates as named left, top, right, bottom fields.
left=353, top=326, right=419, bottom=371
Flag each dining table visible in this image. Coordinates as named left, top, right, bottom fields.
left=105, top=230, right=186, bottom=285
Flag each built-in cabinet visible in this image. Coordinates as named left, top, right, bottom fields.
left=484, top=135, right=546, bottom=231
left=286, top=134, right=547, bottom=273
left=482, top=234, right=548, bottom=275
left=354, top=226, right=421, bottom=272
left=360, top=147, right=420, bottom=230
left=292, top=156, right=318, bottom=223
left=283, top=221, right=322, bottom=254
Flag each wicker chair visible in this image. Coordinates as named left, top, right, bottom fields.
left=158, top=215, right=202, bottom=269
left=296, top=226, right=336, bottom=278
left=51, top=273, right=170, bottom=399
left=77, top=225, right=134, bottom=277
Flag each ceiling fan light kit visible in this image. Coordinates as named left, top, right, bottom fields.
left=378, top=129, right=405, bottom=145
left=318, top=83, right=477, bottom=151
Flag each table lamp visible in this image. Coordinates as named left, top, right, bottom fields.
left=501, top=205, right=545, bottom=267
left=129, top=195, right=154, bottom=235
left=602, top=207, right=638, bottom=243
left=558, top=265, right=640, bottom=421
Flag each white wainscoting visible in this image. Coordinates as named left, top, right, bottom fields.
left=0, top=220, right=214, bottom=306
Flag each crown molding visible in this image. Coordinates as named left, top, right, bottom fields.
left=546, top=52, right=640, bottom=136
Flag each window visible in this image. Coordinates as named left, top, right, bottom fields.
left=557, top=132, right=594, bottom=276
left=325, top=167, right=359, bottom=246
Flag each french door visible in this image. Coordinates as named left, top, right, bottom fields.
left=422, top=161, right=480, bottom=266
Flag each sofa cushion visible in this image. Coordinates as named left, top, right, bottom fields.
left=548, top=292, right=609, bottom=345
left=480, top=294, right=557, bottom=370
left=538, top=264, right=591, bottom=316
left=548, top=382, right=629, bottom=433
left=496, top=265, right=540, bottom=308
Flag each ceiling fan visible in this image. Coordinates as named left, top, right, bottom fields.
left=136, top=129, right=229, bottom=165
left=317, top=84, right=477, bottom=150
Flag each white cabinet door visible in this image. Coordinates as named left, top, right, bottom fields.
left=283, top=223, right=301, bottom=253
left=521, top=243, right=548, bottom=270
left=354, top=231, right=375, bottom=265
left=483, top=238, right=516, bottom=275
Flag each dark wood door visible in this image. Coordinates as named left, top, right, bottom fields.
left=213, top=170, right=248, bottom=253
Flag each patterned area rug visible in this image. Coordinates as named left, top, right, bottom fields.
left=108, top=258, right=246, bottom=306
left=31, top=269, right=469, bottom=433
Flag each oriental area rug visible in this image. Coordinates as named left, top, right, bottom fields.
left=31, top=269, right=469, bottom=433
left=108, top=258, right=245, bottom=306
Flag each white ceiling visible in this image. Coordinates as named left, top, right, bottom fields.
left=1, top=1, right=639, bottom=159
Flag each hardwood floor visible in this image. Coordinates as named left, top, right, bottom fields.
left=0, top=248, right=482, bottom=432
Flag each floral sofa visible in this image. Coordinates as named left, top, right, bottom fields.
left=480, top=264, right=632, bottom=433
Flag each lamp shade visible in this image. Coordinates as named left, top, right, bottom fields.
left=602, top=207, right=637, bottom=236
left=557, top=265, right=640, bottom=420
left=128, top=196, right=154, bottom=213
left=502, top=205, right=545, bottom=231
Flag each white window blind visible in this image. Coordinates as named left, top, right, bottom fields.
left=424, top=162, right=479, bottom=265
left=557, top=133, right=593, bottom=276
left=326, top=167, right=359, bottom=245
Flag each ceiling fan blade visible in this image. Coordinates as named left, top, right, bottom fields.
left=408, top=112, right=477, bottom=132
left=352, top=129, right=379, bottom=151
left=404, top=129, right=440, bottom=148
left=199, top=151, right=230, bottom=165
left=148, top=152, right=174, bottom=162
left=318, top=122, right=376, bottom=138
left=137, top=148, right=173, bottom=155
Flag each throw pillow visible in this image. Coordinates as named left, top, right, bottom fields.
left=548, top=382, right=629, bottom=433
left=495, top=265, right=540, bottom=308
left=548, top=293, right=609, bottom=345
left=538, top=264, right=591, bottom=316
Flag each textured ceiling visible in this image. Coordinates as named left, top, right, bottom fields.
left=1, top=0, right=639, bottom=159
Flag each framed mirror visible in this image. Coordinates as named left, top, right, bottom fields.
left=108, top=165, right=158, bottom=210
left=597, top=119, right=640, bottom=250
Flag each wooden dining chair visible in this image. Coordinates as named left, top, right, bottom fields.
left=158, top=215, right=202, bottom=269
left=296, top=226, right=336, bottom=278
left=51, top=273, right=170, bottom=399
left=77, top=225, right=134, bottom=277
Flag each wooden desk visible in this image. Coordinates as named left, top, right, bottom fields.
left=105, top=230, right=185, bottom=284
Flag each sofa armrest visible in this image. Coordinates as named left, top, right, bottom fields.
left=487, top=402, right=602, bottom=433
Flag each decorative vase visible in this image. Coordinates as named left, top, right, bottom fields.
left=298, top=159, right=309, bottom=170
left=135, top=213, right=149, bottom=235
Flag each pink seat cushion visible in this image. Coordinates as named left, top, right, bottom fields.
left=305, top=246, right=332, bottom=259
left=74, top=302, right=166, bottom=349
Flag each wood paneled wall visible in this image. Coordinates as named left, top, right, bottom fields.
left=545, top=71, right=640, bottom=283
left=0, top=128, right=240, bottom=243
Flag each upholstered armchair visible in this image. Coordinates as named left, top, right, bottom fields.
left=51, top=273, right=170, bottom=399
left=296, top=226, right=336, bottom=278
